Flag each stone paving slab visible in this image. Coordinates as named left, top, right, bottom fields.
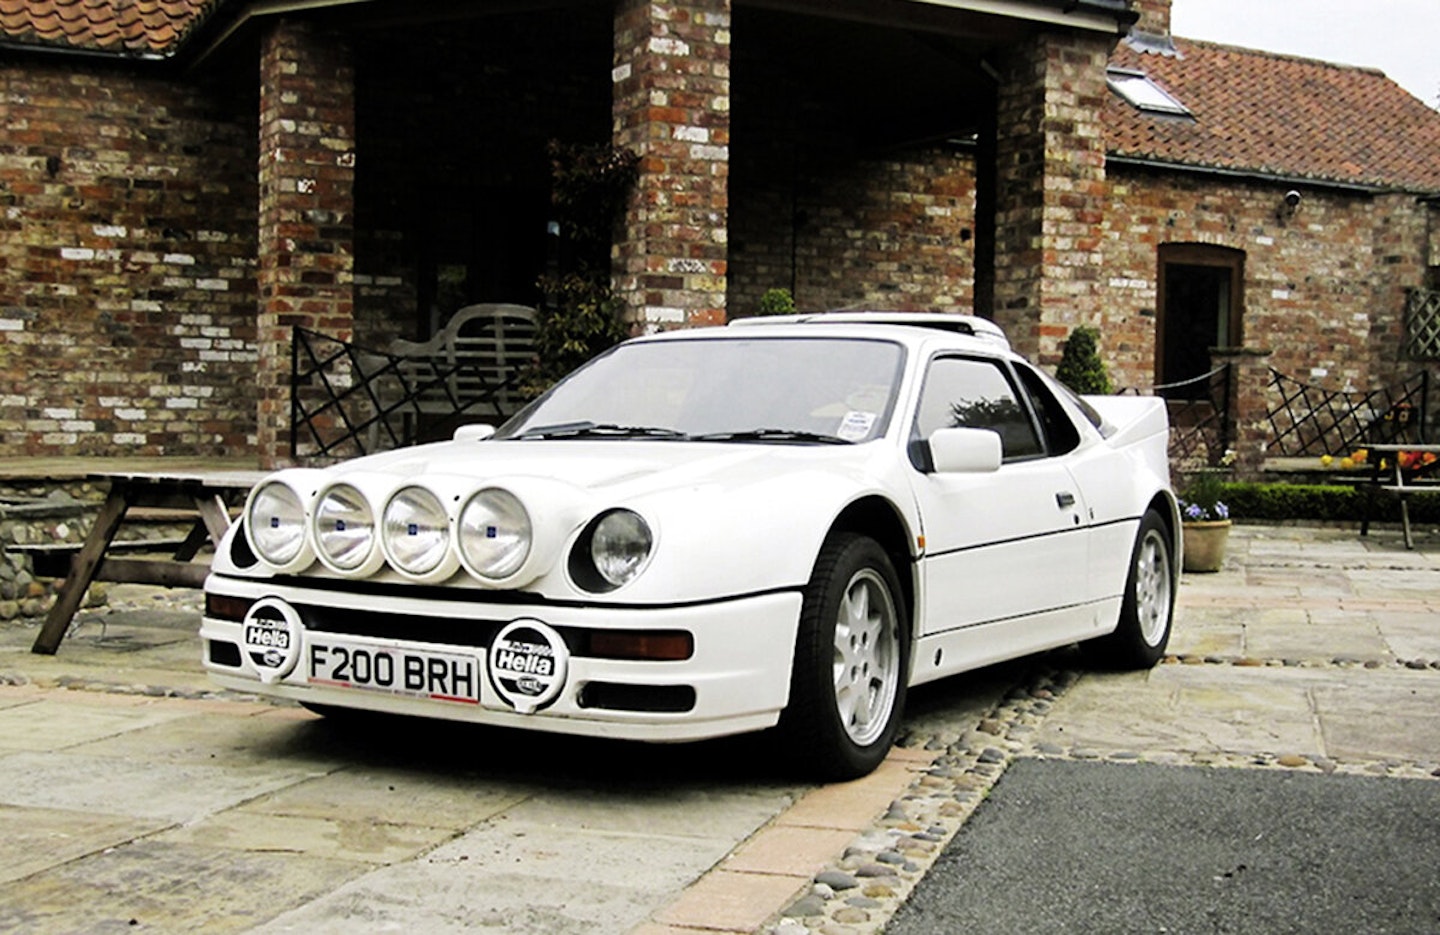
left=0, top=748, right=327, bottom=823
left=1028, top=663, right=1440, bottom=767
left=0, top=839, right=368, bottom=934
left=0, top=804, right=166, bottom=886
left=0, top=694, right=193, bottom=752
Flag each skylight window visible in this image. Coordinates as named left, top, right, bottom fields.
left=1107, top=68, right=1191, bottom=116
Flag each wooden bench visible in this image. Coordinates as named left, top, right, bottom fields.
left=354, top=304, right=538, bottom=450
left=389, top=303, right=538, bottom=419
left=15, top=537, right=196, bottom=579
left=30, top=470, right=266, bottom=655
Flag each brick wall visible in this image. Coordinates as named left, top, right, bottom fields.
left=0, top=61, right=258, bottom=458
left=0, top=3, right=1433, bottom=467
left=725, top=8, right=980, bottom=318
left=729, top=147, right=978, bottom=315
left=1096, top=171, right=1433, bottom=396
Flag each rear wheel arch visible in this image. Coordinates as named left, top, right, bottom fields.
left=1151, top=490, right=1182, bottom=566
left=1087, top=504, right=1177, bottom=669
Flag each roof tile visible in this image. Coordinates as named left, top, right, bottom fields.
left=1108, top=37, right=1440, bottom=193
left=0, top=0, right=215, bottom=56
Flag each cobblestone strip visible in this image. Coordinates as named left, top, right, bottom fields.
left=1164, top=652, right=1440, bottom=671
left=759, top=665, right=1077, bottom=935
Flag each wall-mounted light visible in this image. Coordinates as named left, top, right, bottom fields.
left=1277, top=189, right=1301, bottom=222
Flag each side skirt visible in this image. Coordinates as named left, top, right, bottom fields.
left=906, top=597, right=1122, bottom=687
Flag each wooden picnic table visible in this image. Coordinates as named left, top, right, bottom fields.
left=1359, top=443, right=1440, bottom=549
left=30, top=469, right=266, bottom=655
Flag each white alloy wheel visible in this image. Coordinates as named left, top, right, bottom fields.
left=783, top=532, right=910, bottom=780
left=833, top=567, right=901, bottom=746
left=1088, top=507, right=1175, bottom=669
left=1132, top=525, right=1172, bottom=646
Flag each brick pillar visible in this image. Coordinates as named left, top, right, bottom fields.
left=1211, top=347, right=1273, bottom=481
left=991, top=33, right=1111, bottom=366
left=255, top=19, right=356, bottom=468
left=612, top=0, right=730, bottom=331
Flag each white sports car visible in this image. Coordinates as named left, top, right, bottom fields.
left=202, top=313, right=1179, bottom=779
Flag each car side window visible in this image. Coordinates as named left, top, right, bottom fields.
left=1014, top=362, right=1081, bottom=455
left=913, top=356, right=1043, bottom=460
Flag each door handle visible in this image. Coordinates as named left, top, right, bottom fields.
left=1055, top=491, right=1076, bottom=509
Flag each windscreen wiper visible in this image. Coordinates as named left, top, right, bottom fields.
left=692, top=428, right=852, bottom=445
left=516, top=422, right=690, bottom=440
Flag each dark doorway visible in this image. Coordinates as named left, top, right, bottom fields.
left=1157, top=244, right=1244, bottom=396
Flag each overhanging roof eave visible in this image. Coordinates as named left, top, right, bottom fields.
left=900, top=0, right=1136, bottom=35
left=1104, top=153, right=1440, bottom=197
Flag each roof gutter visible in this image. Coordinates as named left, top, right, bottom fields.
left=1105, top=153, right=1409, bottom=197
left=0, top=38, right=170, bottom=62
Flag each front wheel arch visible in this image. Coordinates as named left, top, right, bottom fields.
left=830, top=496, right=917, bottom=652
left=778, top=531, right=911, bottom=781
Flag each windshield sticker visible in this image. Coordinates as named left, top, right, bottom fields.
left=837, top=411, right=877, bottom=442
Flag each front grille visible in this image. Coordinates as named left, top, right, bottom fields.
left=298, top=604, right=508, bottom=649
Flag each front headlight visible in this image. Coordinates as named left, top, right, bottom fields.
left=247, top=480, right=310, bottom=568
left=313, top=483, right=376, bottom=573
left=590, top=509, right=654, bottom=588
left=382, top=485, right=452, bottom=577
left=458, top=488, right=532, bottom=581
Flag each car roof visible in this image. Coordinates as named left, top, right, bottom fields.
left=632, top=318, right=1017, bottom=362
left=728, top=311, right=1010, bottom=348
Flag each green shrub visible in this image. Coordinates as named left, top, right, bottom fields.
left=758, top=288, right=796, bottom=316
left=1204, top=481, right=1440, bottom=525
left=1055, top=325, right=1113, bottom=395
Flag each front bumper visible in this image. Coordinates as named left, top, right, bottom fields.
left=201, top=574, right=803, bottom=742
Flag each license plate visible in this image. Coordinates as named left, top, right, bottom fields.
left=306, top=636, right=481, bottom=704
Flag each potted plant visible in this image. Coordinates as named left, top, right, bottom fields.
left=1178, top=471, right=1231, bottom=573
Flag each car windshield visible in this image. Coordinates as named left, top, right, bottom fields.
left=497, top=336, right=905, bottom=444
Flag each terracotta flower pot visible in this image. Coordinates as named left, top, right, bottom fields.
left=1182, top=520, right=1231, bottom=573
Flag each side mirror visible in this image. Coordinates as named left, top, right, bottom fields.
left=453, top=423, right=497, bottom=442
left=927, top=427, right=1002, bottom=474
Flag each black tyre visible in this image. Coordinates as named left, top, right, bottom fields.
left=1089, top=508, right=1175, bottom=669
left=781, top=532, right=909, bottom=780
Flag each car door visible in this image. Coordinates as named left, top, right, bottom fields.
left=907, top=354, right=1091, bottom=642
